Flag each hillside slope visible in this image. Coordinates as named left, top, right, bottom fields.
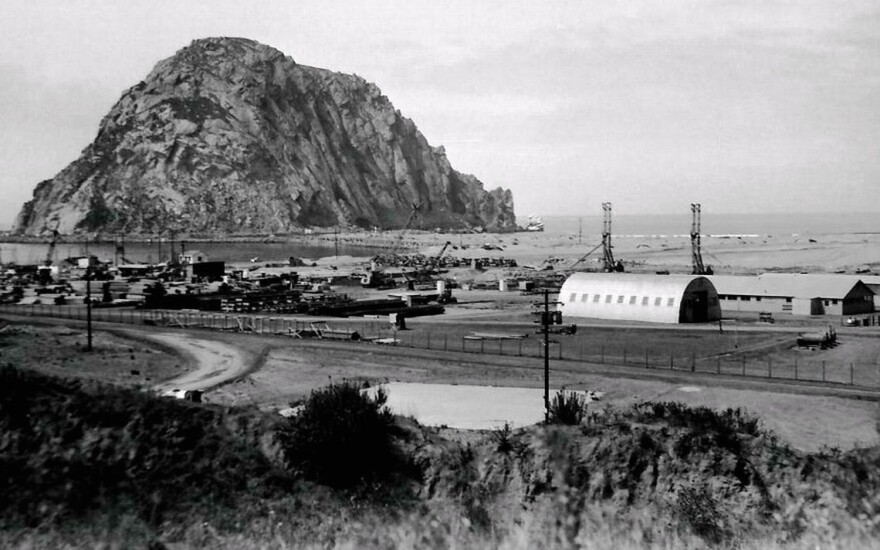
left=4, top=364, right=879, bottom=548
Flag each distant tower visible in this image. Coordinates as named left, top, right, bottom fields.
left=169, top=230, right=177, bottom=264
left=114, top=234, right=125, bottom=266
left=691, top=203, right=711, bottom=275
left=602, top=202, right=616, bottom=272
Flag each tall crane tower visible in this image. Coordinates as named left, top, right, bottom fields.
left=45, top=225, right=61, bottom=266
left=569, top=203, right=624, bottom=272
left=114, top=234, right=125, bottom=266
left=690, top=203, right=712, bottom=275
left=392, top=201, right=422, bottom=253
left=601, top=202, right=619, bottom=272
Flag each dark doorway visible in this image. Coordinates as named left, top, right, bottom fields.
left=681, top=290, right=710, bottom=322
left=692, top=291, right=709, bottom=322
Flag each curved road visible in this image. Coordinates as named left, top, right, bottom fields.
left=140, top=332, right=250, bottom=393
left=2, top=311, right=877, bottom=401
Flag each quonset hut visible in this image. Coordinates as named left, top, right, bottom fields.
left=558, top=273, right=722, bottom=324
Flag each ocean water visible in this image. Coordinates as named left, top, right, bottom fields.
left=0, top=241, right=376, bottom=266
left=2, top=212, right=876, bottom=265
left=537, top=212, right=879, bottom=238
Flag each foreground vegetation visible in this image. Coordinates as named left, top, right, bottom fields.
left=1, top=366, right=879, bottom=549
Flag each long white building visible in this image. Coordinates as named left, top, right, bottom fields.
left=708, top=273, right=874, bottom=316
left=558, top=273, right=722, bottom=324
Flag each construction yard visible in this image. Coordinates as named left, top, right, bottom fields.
left=2, top=301, right=879, bottom=453
left=3, top=296, right=879, bottom=389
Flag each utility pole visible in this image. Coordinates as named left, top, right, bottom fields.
left=169, top=230, right=177, bottom=264
left=533, top=289, right=562, bottom=422
left=334, top=226, right=339, bottom=258
left=85, top=261, right=93, bottom=351
left=114, top=234, right=125, bottom=266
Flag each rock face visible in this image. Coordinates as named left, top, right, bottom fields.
left=15, top=37, right=516, bottom=235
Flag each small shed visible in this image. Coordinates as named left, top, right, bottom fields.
left=180, top=250, right=208, bottom=264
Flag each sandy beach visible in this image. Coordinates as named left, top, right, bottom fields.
left=235, top=228, right=880, bottom=284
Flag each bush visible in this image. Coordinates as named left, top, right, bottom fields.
left=674, top=484, right=728, bottom=544
left=0, top=365, right=284, bottom=528
left=633, top=402, right=761, bottom=437
left=547, top=389, right=589, bottom=425
left=491, top=422, right=515, bottom=454
left=274, top=382, right=401, bottom=488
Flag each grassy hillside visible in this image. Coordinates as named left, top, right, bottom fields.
left=2, top=365, right=879, bottom=549
left=0, top=365, right=287, bottom=529
left=421, top=402, right=880, bottom=548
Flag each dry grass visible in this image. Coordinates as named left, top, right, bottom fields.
left=3, top=361, right=880, bottom=549
left=0, top=323, right=182, bottom=387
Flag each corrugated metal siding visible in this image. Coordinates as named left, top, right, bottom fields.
left=558, top=273, right=720, bottom=324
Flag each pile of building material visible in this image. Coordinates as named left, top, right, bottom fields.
left=372, top=252, right=518, bottom=269
left=797, top=327, right=837, bottom=350
left=103, top=280, right=129, bottom=302
left=127, top=279, right=162, bottom=301
left=464, top=331, right=529, bottom=341
left=18, top=285, right=70, bottom=305
left=309, top=297, right=444, bottom=318
left=220, top=292, right=304, bottom=314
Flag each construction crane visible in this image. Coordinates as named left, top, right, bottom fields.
left=601, top=202, right=624, bottom=272
left=569, top=242, right=604, bottom=270
left=45, top=226, right=61, bottom=266
left=168, top=230, right=178, bottom=264
left=567, top=203, right=624, bottom=271
left=363, top=202, right=423, bottom=288
left=431, top=241, right=452, bottom=271
left=114, top=234, right=125, bottom=266
left=690, top=203, right=712, bottom=275
left=387, top=201, right=422, bottom=257
left=401, top=201, right=422, bottom=236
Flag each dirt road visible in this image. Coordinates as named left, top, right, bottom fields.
left=139, top=332, right=250, bottom=393
left=3, top=313, right=877, bottom=451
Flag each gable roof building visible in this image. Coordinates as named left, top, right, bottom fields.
left=708, top=274, right=874, bottom=316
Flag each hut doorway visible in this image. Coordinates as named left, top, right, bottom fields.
left=680, top=290, right=709, bottom=322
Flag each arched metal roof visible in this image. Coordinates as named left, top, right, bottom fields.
left=558, top=273, right=720, bottom=324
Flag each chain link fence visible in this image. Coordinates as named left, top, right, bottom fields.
left=1, top=304, right=875, bottom=388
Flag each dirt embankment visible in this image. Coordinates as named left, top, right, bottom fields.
left=412, top=403, right=880, bottom=548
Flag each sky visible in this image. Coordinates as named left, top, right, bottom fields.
left=1, top=0, right=879, bottom=228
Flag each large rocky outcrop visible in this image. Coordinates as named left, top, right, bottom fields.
left=15, top=37, right=516, bottom=235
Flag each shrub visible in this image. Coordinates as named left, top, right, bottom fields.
left=547, top=389, right=589, bottom=425
left=492, top=422, right=515, bottom=454
left=0, top=365, right=283, bottom=528
left=674, top=484, right=728, bottom=544
left=634, top=402, right=761, bottom=437
left=274, top=382, right=401, bottom=488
